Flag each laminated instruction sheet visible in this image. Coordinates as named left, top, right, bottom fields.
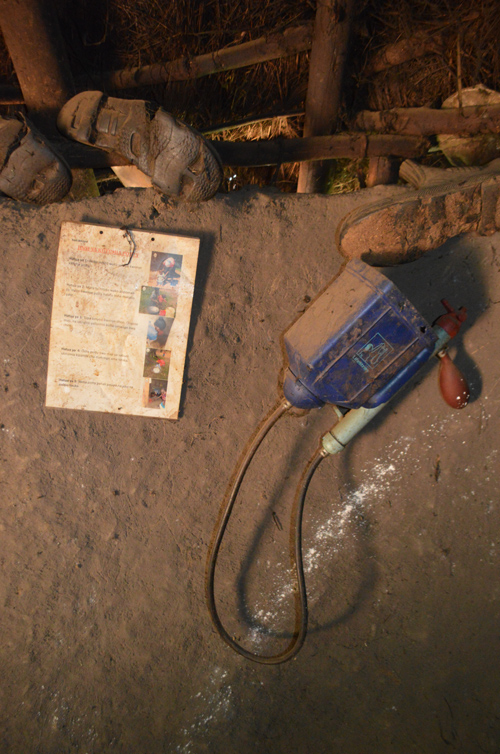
left=46, top=222, right=199, bottom=419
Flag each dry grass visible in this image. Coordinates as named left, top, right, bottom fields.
left=354, top=0, right=500, bottom=111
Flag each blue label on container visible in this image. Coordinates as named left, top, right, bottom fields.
left=353, top=333, right=394, bottom=372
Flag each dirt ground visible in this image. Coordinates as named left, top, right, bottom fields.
left=1, top=183, right=500, bottom=754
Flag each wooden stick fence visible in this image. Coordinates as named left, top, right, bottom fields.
left=1, top=1, right=500, bottom=185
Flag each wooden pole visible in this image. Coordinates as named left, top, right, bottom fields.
left=365, top=32, right=443, bottom=75
left=297, top=0, right=354, bottom=193
left=0, top=23, right=312, bottom=104
left=354, top=104, right=500, bottom=135
left=207, top=133, right=428, bottom=167
left=53, top=133, right=429, bottom=170
left=0, top=0, right=74, bottom=132
left=364, top=12, right=480, bottom=76
left=365, top=156, right=399, bottom=187
left=96, top=24, right=313, bottom=91
left=52, top=139, right=128, bottom=169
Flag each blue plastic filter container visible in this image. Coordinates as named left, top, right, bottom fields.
left=283, top=260, right=437, bottom=410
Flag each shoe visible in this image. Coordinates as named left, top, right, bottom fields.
left=57, top=92, right=223, bottom=202
left=0, top=116, right=71, bottom=204
left=336, top=158, right=500, bottom=265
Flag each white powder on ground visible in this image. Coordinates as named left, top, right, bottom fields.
left=244, top=413, right=469, bottom=640
left=176, top=668, right=234, bottom=753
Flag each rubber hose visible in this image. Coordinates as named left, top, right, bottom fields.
left=206, top=397, right=325, bottom=664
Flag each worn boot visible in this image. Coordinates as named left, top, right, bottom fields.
left=0, top=116, right=71, bottom=204
left=57, top=92, right=223, bottom=202
left=336, top=158, right=500, bottom=265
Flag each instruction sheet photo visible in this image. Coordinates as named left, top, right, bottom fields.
left=46, top=221, right=199, bottom=419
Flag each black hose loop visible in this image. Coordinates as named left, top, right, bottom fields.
left=206, top=397, right=326, bottom=665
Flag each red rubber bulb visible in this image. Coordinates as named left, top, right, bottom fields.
left=438, top=353, right=469, bottom=409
